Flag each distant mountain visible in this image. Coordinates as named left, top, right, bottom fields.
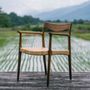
left=36, top=1, right=90, bottom=20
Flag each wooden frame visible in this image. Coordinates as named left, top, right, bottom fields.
left=17, top=31, right=47, bottom=81
left=44, top=22, right=72, bottom=87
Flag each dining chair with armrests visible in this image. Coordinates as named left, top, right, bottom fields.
left=44, top=22, right=72, bottom=87
left=17, top=31, right=48, bottom=81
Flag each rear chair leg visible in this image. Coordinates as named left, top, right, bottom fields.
left=47, top=54, right=51, bottom=87
left=68, top=55, right=72, bottom=80
left=17, top=51, right=22, bottom=81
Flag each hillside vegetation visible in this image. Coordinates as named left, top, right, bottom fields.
left=0, top=11, right=42, bottom=28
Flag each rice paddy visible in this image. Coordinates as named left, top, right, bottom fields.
left=0, top=34, right=90, bottom=72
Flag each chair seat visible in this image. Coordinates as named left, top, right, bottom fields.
left=20, top=48, right=69, bottom=55
left=20, top=48, right=48, bottom=55
left=51, top=50, right=69, bottom=55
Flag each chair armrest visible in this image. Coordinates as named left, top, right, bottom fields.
left=17, top=31, right=43, bottom=35
left=48, top=32, right=70, bottom=52
left=18, top=31, right=45, bottom=49
left=49, top=32, right=70, bottom=36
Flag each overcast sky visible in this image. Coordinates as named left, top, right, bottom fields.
left=0, top=0, right=89, bottom=15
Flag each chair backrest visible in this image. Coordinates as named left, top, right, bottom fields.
left=44, top=22, right=72, bottom=34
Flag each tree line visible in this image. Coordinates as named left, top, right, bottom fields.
left=0, top=8, right=90, bottom=28
left=0, top=9, right=42, bottom=27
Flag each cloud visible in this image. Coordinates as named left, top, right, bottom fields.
left=0, top=0, right=88, bottom=15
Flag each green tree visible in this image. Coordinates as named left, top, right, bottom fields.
left=0, top=9, right=42, bottom=27
left=9, top=12, right=23, bottom=26
left=78, top=19, right=84, bottom=24
left=0, top=13, right=11, bottom=27
left=0, top=7, right=2, bottom=13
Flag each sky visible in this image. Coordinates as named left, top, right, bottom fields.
left=0, top=0, right=89, bottom=15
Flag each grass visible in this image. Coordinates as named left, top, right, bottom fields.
left=0, top=30, right=17, bottom=47
left=72, top=23, right=90, bottom=32
left=72, top=32, right=90, bottom=40
left=72, top=23, right=90, bottom=40
left=0, top=23, right=90, bottom=48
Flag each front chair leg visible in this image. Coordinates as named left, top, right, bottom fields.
left=17, top=51, right=22, bottom=81
left=47, top=54, right=51, bottom=87
left=68, top=55, right=72, bottom=80
left=43, top=55, right=47, bottom=75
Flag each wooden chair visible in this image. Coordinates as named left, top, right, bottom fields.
left=17, top=31, right=48, bottom=81
left=44, top=22, right=72, bottom=87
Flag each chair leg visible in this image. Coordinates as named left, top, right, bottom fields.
left=47, top=54, right=51, bottom=87
left=68, top=55, right=72, bottom=80
left=43, top=55, right=47, bottom=75
left=17, top=51, right=22, bottom=82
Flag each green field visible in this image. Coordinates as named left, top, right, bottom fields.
left=0, top=23, right=90, bottom=47
left=72, top=23, right=90, bottom=40
left=73, top=32, right=90, bottom=40
left=72, top=23, right=90, bottom=32
left=0, top=33, right=90, bottom=72
left=0, top=30, right=17, bottom=47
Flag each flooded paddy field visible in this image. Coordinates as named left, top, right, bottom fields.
left=0, top=35, right=90, bottom=72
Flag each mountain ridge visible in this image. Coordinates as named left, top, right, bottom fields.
left=35, top=1, right=90, bottom=20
